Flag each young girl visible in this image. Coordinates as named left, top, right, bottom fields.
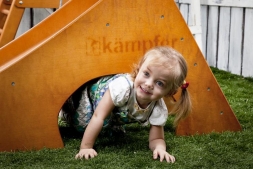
left=64, top=46, right=191, bottom=163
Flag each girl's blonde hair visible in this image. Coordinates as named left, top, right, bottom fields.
left=131, top=46, right=192, bottom=126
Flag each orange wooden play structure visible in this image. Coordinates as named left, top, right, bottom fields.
left=0, top=0, right=69, bottom=47
left=0, top=0, right=241, bottom=152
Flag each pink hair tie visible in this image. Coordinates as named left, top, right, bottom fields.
left=181, top=80, right=189, bottom=89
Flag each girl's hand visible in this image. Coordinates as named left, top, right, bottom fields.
left=75, top=148, right=98, bottom=160
left=153, top=148, right=175, bottom=163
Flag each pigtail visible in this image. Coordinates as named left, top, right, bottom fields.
left=170, top=86, right=192, bottom=127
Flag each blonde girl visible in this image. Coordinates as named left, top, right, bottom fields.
left=64, top=46, right=191, bottom=163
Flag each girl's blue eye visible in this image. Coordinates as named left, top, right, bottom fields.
left=156, top=81, right=164, bottom=87
left=143, top=71, right=149, bottom=77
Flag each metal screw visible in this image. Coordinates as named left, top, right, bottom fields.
left=19, top=1, right=23, bottom=5
left=11, top=82, right=15, bottom=86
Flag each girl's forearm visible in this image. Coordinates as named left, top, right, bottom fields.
left=80, top=115, right=104, bottom=149
left=79, top=90, right=115, bottom=150
left=149, top=138, right=166, bottom=151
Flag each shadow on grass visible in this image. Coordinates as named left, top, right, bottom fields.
left=59, top=124, right=147, bottom=151
left=59, top=120, right=176, bottom=153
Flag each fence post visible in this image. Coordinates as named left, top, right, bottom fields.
left=189, top=0, right=202, bottom=51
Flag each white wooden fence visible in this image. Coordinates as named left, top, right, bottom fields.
left=15, top=0, right=253, bottom=77
left=176, top=0, right=253, bottom=77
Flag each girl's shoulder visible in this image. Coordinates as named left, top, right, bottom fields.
left=111, top=73, right=133, bottom=86
left=149, top=99, right=168, bottom=126
left=108, top=74, right=133, bottom=106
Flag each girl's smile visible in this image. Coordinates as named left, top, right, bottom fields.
left=139, top=85, right=152, bottom=95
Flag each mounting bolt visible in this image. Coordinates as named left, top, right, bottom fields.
left=19, top=1, right=23, bottom=5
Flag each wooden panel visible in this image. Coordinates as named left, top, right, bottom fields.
left=217, top=7, right=230, bottom=71
left=179, top=3, right=189, bottom=24
left=187, top=3, right=193, bottom=26
left=15, top=0, right=69, bottom=8
left=0, top=0, right=101, bottom=151
left=206, top=6, right=219, bottom=67
left=242, top=8, right=253, bottom=77
left=200, top=5, right=207, bottom=58
left=229, top=8, right=243, bottom=75
left=0, top=0, right=241, bottom=152
left=189, top=0, right=202, bottom=51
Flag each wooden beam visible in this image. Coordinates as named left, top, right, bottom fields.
left=0, top=0, right=24, bottom=47
left=176, top=0, right=253, bottom=8
left=201, top=0, right=253, bottom=8
left=0, top=0, right=11, bottom=29
left=15, top=0, right=69, bottom=8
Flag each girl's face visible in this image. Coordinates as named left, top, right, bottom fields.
left=134, top=58, right=171, bottom=108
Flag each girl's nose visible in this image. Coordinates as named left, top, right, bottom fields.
left=145, top=80, right=154, bottom=89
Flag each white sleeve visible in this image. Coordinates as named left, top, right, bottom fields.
left=108, top=76, right=131, bottom=107
left=149, top=99, right=168, bottom=126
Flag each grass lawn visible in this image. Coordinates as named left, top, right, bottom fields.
left=1, top=67, right=253, bottom=169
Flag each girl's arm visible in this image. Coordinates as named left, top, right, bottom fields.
left=149, top=125, right=175, bottom=163
left=75, top=90, right=115, bottom=159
